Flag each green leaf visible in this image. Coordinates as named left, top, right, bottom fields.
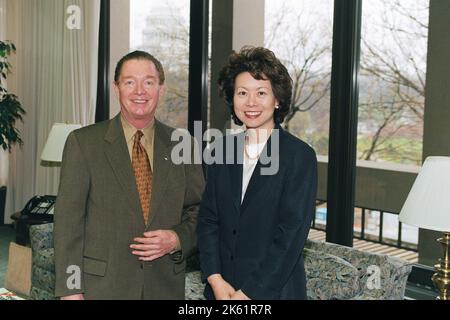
left=0, top=41, right=23, bottom=152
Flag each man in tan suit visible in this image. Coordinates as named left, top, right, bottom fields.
left=54, top=51, right=205, bottom=300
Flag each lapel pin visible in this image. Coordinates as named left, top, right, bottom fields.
left=164, top=156, right=168, bottom=161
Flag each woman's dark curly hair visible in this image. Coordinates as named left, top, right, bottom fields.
left=217, top=46, right=292, bottom=126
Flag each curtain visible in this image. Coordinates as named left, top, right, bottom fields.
left=4, top=0, right=100, bottom=223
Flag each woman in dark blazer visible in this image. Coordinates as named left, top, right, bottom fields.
left=197, top=46, right=317, bottom=300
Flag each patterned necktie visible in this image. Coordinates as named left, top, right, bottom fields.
left=131, top=130, right=152, bottom=225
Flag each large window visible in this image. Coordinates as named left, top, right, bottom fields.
left=265, top=0, right=334, bottom=156
left=130, top=0, right=190, bottom=129
left=126, top=0, right=426, bottom=260
left=358, top=0, right=429, bottom=165
left=352, top=0, right=429, bottom=253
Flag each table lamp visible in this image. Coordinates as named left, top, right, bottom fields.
left=399, top=156, right=450, bottom=300
left=10, top=123, right=81, bottom=244
left=41, top=123, right=82, bottom=162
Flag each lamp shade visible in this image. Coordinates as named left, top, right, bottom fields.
left=41, top=123, right=82, bottom=162
left=399, top=156, right=450, bottom=232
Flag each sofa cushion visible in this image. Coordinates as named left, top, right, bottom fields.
left=304, top=248, right=361, bottom=300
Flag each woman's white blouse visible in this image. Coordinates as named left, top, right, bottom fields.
left=241, top=141, right=268, bottom=203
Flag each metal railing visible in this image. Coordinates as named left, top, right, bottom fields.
left=312, top=200, right=418, bottom=252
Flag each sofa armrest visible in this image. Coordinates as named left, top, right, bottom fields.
left=29, top=223, right=56, bottom=300
left=304, top=248, right=362, bottom=300
left=29, top=223, right=54, bottom=252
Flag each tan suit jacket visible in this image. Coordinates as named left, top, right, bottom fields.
left=54, top=114, right=205, bottom=299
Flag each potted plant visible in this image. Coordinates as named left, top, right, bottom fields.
left=0, top=40, right=25, bottom=224
left=0, top=40, right=25, bottom=151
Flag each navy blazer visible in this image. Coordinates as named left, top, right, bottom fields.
left=197, top=125, right=318, bottom=300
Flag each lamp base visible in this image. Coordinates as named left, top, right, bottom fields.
left=432, top=233, right=450, bottom=300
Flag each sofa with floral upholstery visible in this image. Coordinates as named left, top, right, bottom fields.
left=185, top=239, right=413, bottom=300
left=302, top=239, right=413, bottom=300
left=29, top=223, right=413, bottom=300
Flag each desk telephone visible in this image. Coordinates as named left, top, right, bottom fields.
left=22, top=195, right=56, bottom=218
left=12, top=195, right=56, bottom=245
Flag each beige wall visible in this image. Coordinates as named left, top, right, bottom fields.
left=109, top=0, right=130, bottom=119
left=210, top=0, right=266, bottom=132
left=233, top=0, right=265, bottom=51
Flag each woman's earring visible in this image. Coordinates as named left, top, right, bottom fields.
left=275, top=105, right=279, bottom=109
